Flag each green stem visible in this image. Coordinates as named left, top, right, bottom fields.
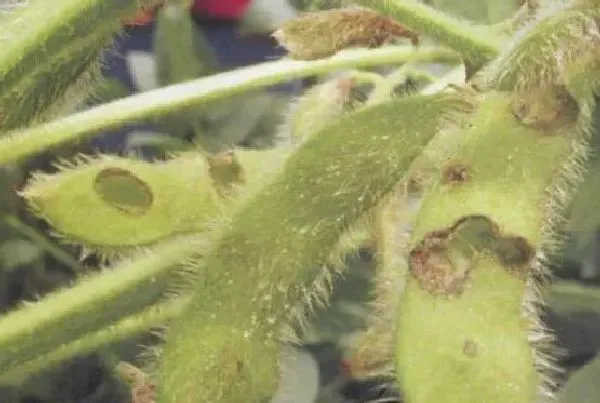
left=0, top=236, right=202, bottom=373
left=421, top=65, right=465, bottom=94
left=368, top=64, right=415, bottom=104
left=0, top=298, right=187, bottom=386
left=0, top=213, right=85, bottom=272
left=353, top=0, right=503, bottom=65
left=0, top=46, right=461, bottom=164
left=346, top=71, right=386, bottom=86
left=405, top=68, right=437, bottom=84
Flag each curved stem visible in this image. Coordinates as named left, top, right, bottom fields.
left=0, top=46, right=459, bottom=165
left=346, top=70, right=386, bottom=86
left=0, top=236, right=202, bottom=373
left=353, top=0, right=503, bottom=65
left=0, top=298, right=187, bottom=386
left=0, top=213, right=85, bottom=272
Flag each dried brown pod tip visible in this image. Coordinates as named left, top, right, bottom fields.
left=117, top=362, right=156, bottom=403
left=273, top=6, right=420, bottom=60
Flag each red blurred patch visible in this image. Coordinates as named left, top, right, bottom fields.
left=191, top=0, right=253, bottom=19
left=123, top=0, right=253, bottom=26
left=340, top=358, right=354, bottom=377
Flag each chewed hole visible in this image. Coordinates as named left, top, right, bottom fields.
left=409, top=215, right=535, bottom=297
left=94, top=167, right=153, bottom=216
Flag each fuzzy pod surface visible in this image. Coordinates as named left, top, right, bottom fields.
left=397, top=91, right=586, bottom=403
left=489, top=0, right=600, bottom=94
left=20, top=149, right=287, bottom=255
left=157, top=91, right=476, bottom=403
left=350, top=187, right=418, bottom=377
left=21, top=153, right=220, bottom=253
left=0, top=0, right=157, bottom=85
left=0, top=25, right=110, bottom=131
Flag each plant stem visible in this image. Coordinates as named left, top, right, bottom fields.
left=0, top=235, right=203, bottom=373
left=0, top=46, right=460, bottom=164
left=353, top=0, right=503, bottom=65
left=0, top=298, right=187, bottom=386
left=0, top=213, right=85, bottom=272
left=368, top=64, right=413, bottom=104
left=346, top=71, right=386, bottom=86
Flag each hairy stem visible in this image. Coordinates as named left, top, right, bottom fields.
left=0, top=46, right=461, bottom=164
left=0, top=236, right=203, bottom=373
left=353, top=0, right=503, bottom=65
left=0, top=213, right=85, bottom=272
left=0, top=298, right=187, bottom=386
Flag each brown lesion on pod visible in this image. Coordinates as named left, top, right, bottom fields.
left=494, top=235, right=535, bottom=278
left=511, top=86, right=579, bottom=132
left=442, top=162, right=471, bottom=185
left=206, top=150, right=245, bottom=196
left=409, top=215, right=535, bottom=297
left=116, top=362, right=156, bottom=403
left=273, top=7, right=420, bottom=61
left=409, top=230, right=471, bottom=297
left=462, top=339, right=478, bottom=358
left=93, top=167, right=153, bottom=216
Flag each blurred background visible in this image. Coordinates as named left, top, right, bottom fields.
left=2, top=0, right=600, bottom=402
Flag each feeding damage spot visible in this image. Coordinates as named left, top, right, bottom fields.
left=94, top=167, right=153, bottom=215
left=462, top=339, right=478, bottom=358
left=494, top=235, right=533, bottom=269
left=511, top=87, right=578, bottom=132
left=117, top=362, right=156, bottom=403
left=409, top=215, right=535, bottom=297
left=206, top=151, right=245, bottom=193
left=442, top=163, right=471, bottom=184
left=336, top=76, right=366, bottom=110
